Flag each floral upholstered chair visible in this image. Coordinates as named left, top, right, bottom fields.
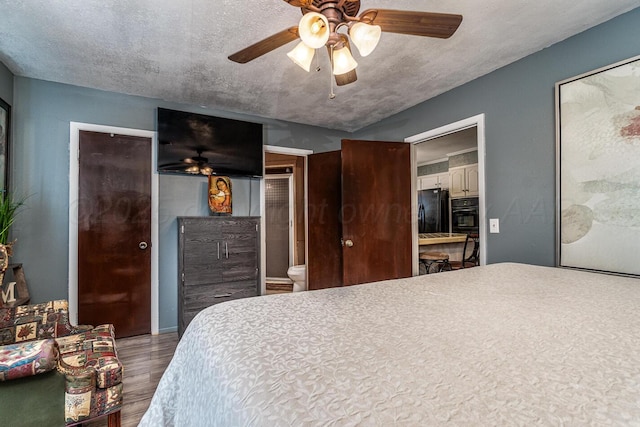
left=0, top=300, right=123, bottom=426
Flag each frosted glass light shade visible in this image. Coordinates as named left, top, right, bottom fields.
left=332, top=46, right=358, bottom=75
left=298, top=12, right=330, bottom=49
left=349, top=22, right=381, bottom=57
left=287, top=42, right=315, bottom=72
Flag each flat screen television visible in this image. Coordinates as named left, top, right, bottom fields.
left=157, top=107, right=263, bottom=178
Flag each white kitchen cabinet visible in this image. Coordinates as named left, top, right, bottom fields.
left=418, top=172, right=449, bottom=190
left=438, top=173, right=450, bottom=190
left=418, top=174, right=438, bottom=190
left=449, top=164, right=478, bottom=198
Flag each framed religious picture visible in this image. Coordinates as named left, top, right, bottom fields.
left=0, top=97, right=9, bottom=193
left=556, top=54, right=640, bottom=276
left=208, top=176, right=232, bottom=215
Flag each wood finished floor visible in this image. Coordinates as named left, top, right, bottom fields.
left=266, top=282, right=293, bottom=295
left=86, top=332, right=179, bottom=427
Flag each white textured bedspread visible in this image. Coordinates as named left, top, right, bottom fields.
left=140, top=263, right=640, bottom=426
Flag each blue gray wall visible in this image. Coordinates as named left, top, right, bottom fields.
left=353, top=7, right=640, bottom=266
left=8, top=78, right=346, bottom=331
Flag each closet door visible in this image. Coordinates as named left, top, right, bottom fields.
left=78, top=130, right=151, bottom=338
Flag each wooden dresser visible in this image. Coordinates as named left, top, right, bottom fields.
left=177, top=216, right=260, bottom=337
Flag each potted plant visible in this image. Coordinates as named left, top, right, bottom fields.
left=0, top=191, right=27, bottom=257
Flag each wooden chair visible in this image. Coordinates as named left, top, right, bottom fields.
left=419, top=252, right=452, bottom=274
left=450, top=233, right=479, bottom=270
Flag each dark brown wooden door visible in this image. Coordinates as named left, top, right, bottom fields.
left=307, top=140, right=412, bottom=289
left=341, top=139, right=412, bottom=285
left=308, top=151, right=343, bottom=290
left=78, top=130, right=151, bottom=337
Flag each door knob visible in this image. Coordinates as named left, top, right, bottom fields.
left=139, top=241, right=148, bottom=250
left=344, top=239, right=354, bottom=247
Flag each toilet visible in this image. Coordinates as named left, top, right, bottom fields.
left=287, top=265, right=306, bottom=292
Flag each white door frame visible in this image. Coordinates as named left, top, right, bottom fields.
left=68, top=122, right=159, bottom=334
left=261, top=145, right=313, bottom=295
left=405, top=114, right=487, bottom=274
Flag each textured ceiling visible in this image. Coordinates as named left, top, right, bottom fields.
left=0, top=0, right=638, bottom=132
left=416, top=127, right=477, bottom=165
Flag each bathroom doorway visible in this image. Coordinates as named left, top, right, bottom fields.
left=265, top=173, right=294, bottom=283
left=263, top=149, right=309, bottom=294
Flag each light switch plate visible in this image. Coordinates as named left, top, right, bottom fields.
left=489, top=218, right=500, bottom=233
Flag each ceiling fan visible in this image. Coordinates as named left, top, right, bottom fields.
left=228, top=0, right=462, bottom=87
left=160, top=148, right=213, bottom=175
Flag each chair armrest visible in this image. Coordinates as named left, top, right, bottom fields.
left=56, top=324, right=123, bottom=389
left=57, top=355, right=94, bottom=381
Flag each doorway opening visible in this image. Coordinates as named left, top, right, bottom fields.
left=264, top=173, right=294, bottom=288
left=406, top=114, right=487, bottom=275
left=262, top=147, right=312, bottom=295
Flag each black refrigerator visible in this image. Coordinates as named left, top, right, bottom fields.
left=418, top=188, right=450, bottom=233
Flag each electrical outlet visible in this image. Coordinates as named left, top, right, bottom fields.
left=489, top=218, right=500, bottom=233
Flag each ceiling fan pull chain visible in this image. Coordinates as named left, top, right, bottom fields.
left=329, top=45, right=336, bottom=99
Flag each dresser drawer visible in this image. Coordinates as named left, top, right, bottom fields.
left=180, top=281, right=258, bottom=335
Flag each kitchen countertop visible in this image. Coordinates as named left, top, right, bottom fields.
left=419, top=233, right=468, bottom=245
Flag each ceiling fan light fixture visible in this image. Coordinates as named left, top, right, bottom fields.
left=287, top=41, right=315, bottom=72
left=349, top=22, right=381, bottom=57
left=200, top=166, right=213, bottom=175
left=185, top=165, right=200, bottom=174
left=332, top=45, right=358, bottom=75
left=298, top=12, right=330, bottom=49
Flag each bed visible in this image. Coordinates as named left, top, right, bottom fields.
left=140, top=263, right=640, bottom=426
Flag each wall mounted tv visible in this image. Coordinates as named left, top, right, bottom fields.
left=157, top=107, right=264, bottom=178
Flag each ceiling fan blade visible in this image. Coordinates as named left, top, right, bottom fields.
left=335, top=69, right=357, bottom=86
left=360, top=9, right=462, bottom=39
left=228, top=27, right=300, bottom=64
left=158, top=163, right=191, bottom=170
left=283, top=0, right=313, bottom=7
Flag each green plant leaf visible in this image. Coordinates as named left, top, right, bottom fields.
left=0, top=192, right=29, bottom=245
